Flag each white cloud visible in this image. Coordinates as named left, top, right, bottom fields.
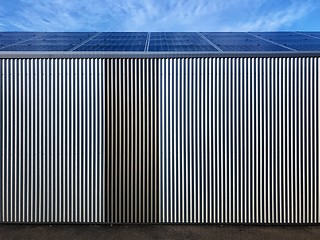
left=1, top=0, right=317, bottom=31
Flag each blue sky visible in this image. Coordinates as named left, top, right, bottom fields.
left=0, top=0, right=319, bottom=32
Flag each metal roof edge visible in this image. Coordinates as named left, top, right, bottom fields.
left=1, top=51, right=320, bottom=58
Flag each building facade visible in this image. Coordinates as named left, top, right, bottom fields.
left=0, top=32, right=320, bottom=224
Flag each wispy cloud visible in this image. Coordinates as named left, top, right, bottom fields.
left=221, top=0, right=315, bottom=31
left=118, top=0, right=316, bottom=31
left=7, top=0, right=116, bottom=31
left=0, top=0, right=318, bottom=31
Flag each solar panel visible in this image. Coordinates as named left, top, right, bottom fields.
left=0, top=32, right=96, bottom=51
left=0, top=32, right=44, bottom=49
left=304, top=32, right=320, bottom=38
left=148, top=32, right=218, bottom=51
left=253, top=32, right=320, bottom=51
left=74, top=32, right=148, bottom=51
left=202, top=32, right=288, bottom=51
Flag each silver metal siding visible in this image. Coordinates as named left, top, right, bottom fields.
left=156, top=57, right=320, bottom=223
left=1, top=56, right=319, bottom=224
left=105, top=58, right=159, bottom=223
left=0, top=58, right=105, bottom=223
left=105, top=57, right=319, bottom=223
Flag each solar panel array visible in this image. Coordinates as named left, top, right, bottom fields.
left=0, top=32, right=320, bottom=52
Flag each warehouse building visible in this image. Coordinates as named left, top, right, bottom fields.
left=0, top=32, right=319, bottom=224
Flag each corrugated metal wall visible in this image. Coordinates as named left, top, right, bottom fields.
left=1, top=56, right=319, bottom=224
left=0, top=58, right=105, bottom=223
left=155, top=57, right=320, bottom=223
left=105, top=58, right=159, bottom=223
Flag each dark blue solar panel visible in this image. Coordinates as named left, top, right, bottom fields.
left=148, top=32, right=217, bottom=51
left=304, top=32, right=320, bottom=38
left=74, top=32, right=147, bottom=51
left=0, top=32, right=44, bottom=49
left=202, top=32, right=288, bottom=51
left=0, top=32, right=96, bottom=51
left=253, top=32, right=320, bottom=51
